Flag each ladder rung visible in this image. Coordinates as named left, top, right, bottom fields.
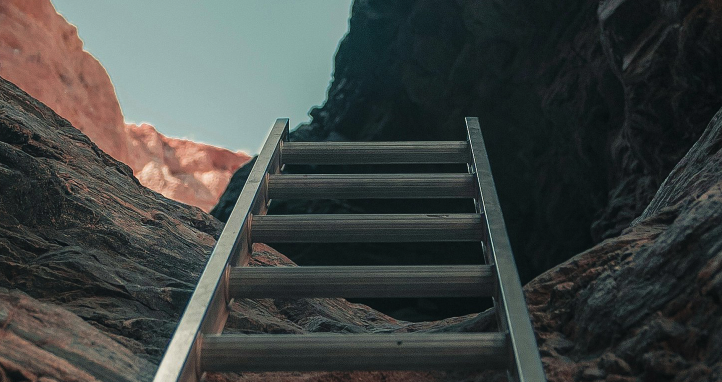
left=251, top=214, right=484, bottom=242
left=201, top=333, right=508, bottom=372
left=281, top=141, right=470, bottom=164
left=267, top=173, right=476, bottom=199
left=228, top=265, right=494, bottom=298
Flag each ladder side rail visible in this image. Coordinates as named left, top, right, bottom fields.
left=465, top=117, right=546, bottom=382
left=153, top=118, right=289, bottom=382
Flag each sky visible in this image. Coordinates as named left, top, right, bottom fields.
left=50, top=0, right=353, bottom=154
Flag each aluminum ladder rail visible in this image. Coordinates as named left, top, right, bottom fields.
left=153, top=117, right=546, bottom=382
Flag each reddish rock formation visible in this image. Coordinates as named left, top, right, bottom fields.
left=125, top=123, right=250, bottom=212
left=0, top=0, right=251, bottom=211
left=0, top=288, right=154, bottom=382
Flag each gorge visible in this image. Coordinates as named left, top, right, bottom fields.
left=2, top=0, right=722, bottom=381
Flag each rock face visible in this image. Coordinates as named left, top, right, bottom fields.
left=5, top=67, right=722, bottom=381
left=0, top=76, right=490, bottom=382
left=523, top=107, right=722, bottom=382
left=216, top=0, right=722, bottom=287
left=0, top=0, right=251, bottom=211
left=125, top=123, right=250, bottom=212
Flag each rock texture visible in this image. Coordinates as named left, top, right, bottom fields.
left=0, top=288, right=155, bottom=382
left=0, top=0, right=251, bottom=211
left=0, top=74, right=224, bottom=368
left=5, top=67, right=722, bottom=381
left=216, top=0, right=722, bottom=287
left=0, top=76, right=490, bottom=382
left=125, top=123, right=250, bottom=212
left=522, top=107, right=722, bottom=382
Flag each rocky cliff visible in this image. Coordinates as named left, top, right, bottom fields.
left=0, top=0, right=251, bottom=211
left=523, top=107, right=722, bottom=382
left=214, top=0, right=722, bottom=299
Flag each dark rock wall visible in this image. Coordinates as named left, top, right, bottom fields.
left=215, top=0, right=722, bottom=289
left=301, top=0, right=722, bottom=278
left=214, top=0, right=722, bottom=318
left=522, top=106, right=722, bottom=382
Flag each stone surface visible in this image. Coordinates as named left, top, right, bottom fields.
left=125, top=123, right=250, bottom=212
left=0, top=288, right=154, bottom=382
left=3, top=0, right=722, bottom=380
left=0, top=0, right=251, bottom=211
left=0, top=74, right=224, bottom=367
left=517, top=107, right=722, bottom=381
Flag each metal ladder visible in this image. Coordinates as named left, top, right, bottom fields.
left=153, top=117, right=546, bottom=382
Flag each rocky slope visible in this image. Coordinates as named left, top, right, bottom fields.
left=0, top=0, right=250, bottom=211
left=0, top=76, right=490, bottom=382
left=522, top=106, right=722, bottom=382
left=215, top=0, right=722, bottom=287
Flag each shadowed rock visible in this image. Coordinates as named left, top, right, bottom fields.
left=216, top=0, right=722, bottom=289
left=524, top=107, right=722, bottom=382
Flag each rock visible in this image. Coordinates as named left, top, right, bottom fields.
left=4, top=0, right=722, bottom=380
left=598, top=353, right=631, bottom=376
left=518, top=106, right=722, bottom=381
left=642, top=350, right=689, bottom=379
left=0, top=74, right=224, bottom=366
left=580, top=367, right=605, bottom=381
left=0, top=288, right=154, bottom=382
left=216, top=0, right=722, bottom=290
left=0, top=0, right=251, bottom=211
left=210, top=156, right=257, bottom=221
left=125, top=123, right=251, bottom=212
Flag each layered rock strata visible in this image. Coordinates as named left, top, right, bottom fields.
left=523, top=107, right=722, bottom=382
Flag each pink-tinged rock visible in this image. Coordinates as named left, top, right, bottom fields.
left=126, top=123, right=250, bottom=212
left=0, top=0, right=251, bottom=211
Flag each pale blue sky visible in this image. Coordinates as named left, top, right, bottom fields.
left=50, top=1, right=353, bottom=154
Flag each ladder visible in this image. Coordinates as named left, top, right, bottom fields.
left=153, top=117, right=546, bottom=382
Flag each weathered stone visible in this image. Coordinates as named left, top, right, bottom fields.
left=518, top=107, right=722, bottom=381
left=215, top=0, right=722, bottom=321
left=0, top=288, right=154, bottom=382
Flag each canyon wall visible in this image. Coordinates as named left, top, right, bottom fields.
left=216, top=0, right=722, bottom=284
left=521, top=106, right=722, bottom=381
left=2, top=0, right=722, bottom=380
left=0, top=0, right=250, bottom=211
